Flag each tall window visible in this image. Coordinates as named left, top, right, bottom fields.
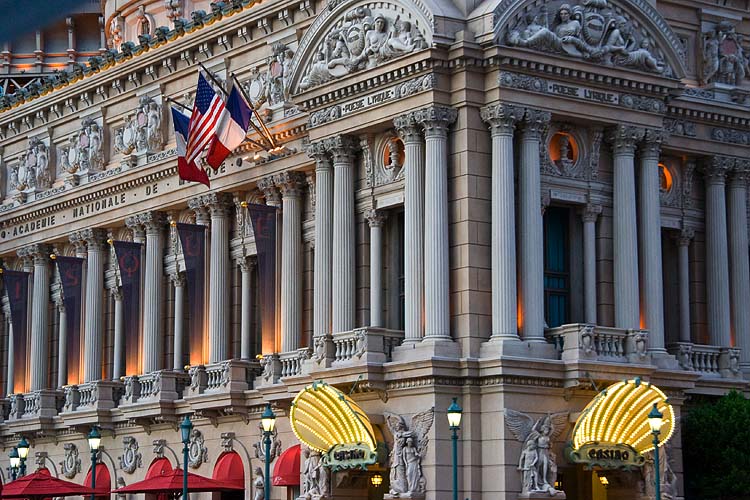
left=544, top=207, right=570, bottom=328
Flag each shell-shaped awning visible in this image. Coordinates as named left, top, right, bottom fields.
left=572, top=378, right=675, bottom=454
left=290, top=381, right=377, bottom=454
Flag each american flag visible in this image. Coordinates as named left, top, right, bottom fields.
left=186, top=72, right=226, bottom=164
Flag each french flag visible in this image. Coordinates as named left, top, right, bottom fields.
left=206, top=84, right=252, bottom=169
left=171, top=106, right=210, bottom=187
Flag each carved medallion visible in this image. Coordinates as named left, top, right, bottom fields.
left=119, top=436, right=143, bottom=474
left=60, top=443, right=82, bottom=479
left=188, top=429, right=208, bottom=468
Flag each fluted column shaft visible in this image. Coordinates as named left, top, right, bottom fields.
left=28, top=246, right=50, bottom=390
left=142, top=213, right=165, bottom=373
left=705, top=158, right=733, bottom=347
left=240, top=259, right=254, bottom=359
left=518, top=109, right=550, bottom=341
left=728, top=166, right=750, bottom=365
left=582, top=205, right=601, bottom=325
left=6, top=320, right=13, bottom=395
left=208, top=197, right=231, bottom=362
left=277, top=172, right=305, bottom=351
left=481, top=105, right=522, bottom=339
left=82, top=230, right=106, bottom=382
left=609, top=126, right=644, bottom=329
left=394, top=115, right=425, bottom=342
left=172, top=275, right=185, bottom=370
left=311, top=146, right=333, bottom=339
left=638, top=132, right=666, bottom=351
left=112, top=289, right=124, bottom=379
left=417, top=106, right=457, bottom=339
left=57, top=303, right=67, bottom=387
left=329, top=137, right=358, bottom=333
left=367, top=211, right=386, bottom=328
left=676, top=230, right=693, bottom=343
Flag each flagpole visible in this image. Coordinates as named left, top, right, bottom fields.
left=197, top=61, right=229, bottom=96
left=165, top=96, right=191, bottom=113
left=231, top=73, right=277, bottom=149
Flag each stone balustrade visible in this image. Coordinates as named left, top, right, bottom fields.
left=331, top=327, right=404, bottom=366
left=546, top=324, right=649, bottom=364
left=279, top=348, right=312, bottom=379
left=62, top=381, right=122, bottom=412
left=9, top=390, right=61, bottom=421
left=120, top=370, right=188, bottom=406
left=668, top=342, right=741, bottom=378
left=185, top=359, right=257, bottom=397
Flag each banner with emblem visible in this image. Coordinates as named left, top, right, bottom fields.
left=176, top=223, right=206, bottom=365
left=3, top=269, right=29, bottom=393
left=247, top=203, right=277, bottom=353
left=55, top=256, right=84, bottom=385
left=113, top=241, right=143, bottom=376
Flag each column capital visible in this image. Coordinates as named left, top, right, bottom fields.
left=366, top=209, right=387, bottom=228
left=111, top=286, right=123, bottom=301
left=606, top=124, right=645, bottom=155
left=170, top=272, right=185, bottom=287
left=68, top=232, right=88, bottom=255
left=188, top=192, right=233, bottom=217
left=305, top=141, right=331, bottom=167
left=71, top=228, right=107, bottom=250
left=258, top=176, right=281, bottom=206
left=414, top=105, right=457, bottom=137
left=480, top=103, right=524, bottom=136
left=125, top=215, right=146, bottom=241
left=581, top=203, right=602, bottom=223
left=730, top=159, right=750, bottom=186
left=187, top=197, right=210, bottom=225
left=674, top=227, right=694, bottom=247
left=239, top=256, right=256, bottom=273
left=137, top=211, right=167, bottom=234
left=519, top=108, right=551, bottom=139
left=324, top=135, right=359, bottom=164
left=393, top=112, right=422, bottom=143
left=274, top=171, right=307, bottom=198
left=19, top=243, right=51, bottom=264
left=704, top=156, right=734, bottom=185
left=641, top=128, right=669, bottom=160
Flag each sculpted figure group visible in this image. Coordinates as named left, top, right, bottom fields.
left=506, top=0, right=664, bottom=73
left=300, top=7, right=426, bottom=90
left=384, top=409, right=434, bottom=497
left=60, top=118, right=104, bottom=175
left=703, top=21, right=749, bottom=86
left=9, top=137, right=50, bottom=193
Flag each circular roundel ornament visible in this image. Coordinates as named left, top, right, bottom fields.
left=269, top=60, right=283, bottom=78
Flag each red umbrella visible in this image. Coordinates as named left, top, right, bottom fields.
left=114, top=468, right=243, bottom=494
left=1, top=470, right=95, bottom=499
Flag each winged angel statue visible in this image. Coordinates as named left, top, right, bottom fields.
left=504, top=410, right=569, bottom=497
left=384, top=409, right=434, bottom=497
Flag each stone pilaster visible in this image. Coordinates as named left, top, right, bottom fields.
left=366, top=210, right=387, bottom=328
left=22, top=244, right=51, bottom=391
left=639, top=129, right=668, bottom=352
left=140, top=211, right=166, bottom=373
left=517, top=108, right=551, bottom=341
left=326, top=135, right=359, bottom=334
left=728, top=162, right=750, bottom=368
left=111, top=287, right=124, bottom=380
left=607, top=125, right=645, bottom=330
left=74, top=228, right=107, bottom=382
left=481, top=103, right=524, bottom=340
left=704, top=156, right=733, bottom=348
left=56, top=300, right=67, bottom=388
left=581, top=204, right=602, bottom=325
left=674, top=229, right=694, bottom=344
left=239, top=258, right=255, bottom=360
left=308, top=141, right=333, bottom=342
left=171, top=273, right=185, bottom=370
left=275, top=171, right=306, bottom=352
left=394, top=112, right=425, bottom=342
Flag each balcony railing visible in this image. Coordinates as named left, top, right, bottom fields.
left=546, top=324, right=649, bottom=364
left=668, top=342, right=741, bottom=378
left=331, top=327, right=403, bottom=365
left=185, top=359, right=258, bottom=396
left=121, top=370, right=189, bottom=405
left=9, top=390, right=61, bottom=421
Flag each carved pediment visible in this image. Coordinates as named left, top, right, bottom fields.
left=289, top=0, right=433, bottom=94
left=494, top=0, right=687, bottom=79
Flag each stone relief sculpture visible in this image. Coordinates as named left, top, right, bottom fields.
left=384, top=408, right=434, bottom=497
left=641, top=444, right=677, bottom=500
left=119, top=436, right=143, bottom=474
left=253, top=467, right=265, bottom=500
left=60, top=118, right=105, bottom=174
left=188, top=428, right=208, bottom=468
left=14, top=137, right=51, bottom=192
left=505, top=1, right=665, bottom=74
left=702, top=21, right=748, bottom=86
left=298, top=6, right=426, bottom=91
left=115, top=96, right=164, bottom=155
left=60, top=443, right=81, bottom=479
left=243, top=43, right=295, bottom=111
left=301, top=447, right=330, bottom=498
left=253, top=420, right=281, bottom=462
left=504, top=409, right=569, bottom=497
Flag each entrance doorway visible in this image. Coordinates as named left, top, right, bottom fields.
left=560, top=467, right=645, bottom=500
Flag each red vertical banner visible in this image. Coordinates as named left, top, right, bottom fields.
left=55, top=257, right=84, bottom=385
left=176, top=223, right=206, bottom=366
left=3, top=270, right=29, bottom=394
left=246, top=204, right=277, bottom=354
left=113, top=241, right=143, bottom=376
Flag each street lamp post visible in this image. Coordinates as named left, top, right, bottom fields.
left=260, top=404, right=277, bottom=500
left=8, top=447, right=19, bottom=481
left=17, top=437, right=29, bottom=477
left=87, top=427, right=101, bottom=500
left=446, top=398, right=463, bottom=500
left=647, top=403, right=664, bottom=500
left=180, top=416, right=193, bottom=500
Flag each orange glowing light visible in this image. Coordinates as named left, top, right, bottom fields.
left=658, top=163, right=673, bottom=193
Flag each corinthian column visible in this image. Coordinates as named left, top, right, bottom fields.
left=705, top=157, right=733, bottom=347
left=326, top=136, right=358, bottom=333
left=23, top=244, right=51, bottom=391
left=415, top=106, right=457, bottom=340
left=111, top=288, right=124, bottom=379
left=56, top=300, right=67, bottom=387
left=276, top=171, right=305, bottom=352
left=582, top=204, right=602, bottom=325
left=728, top=163, right=750, bottom=368
left=674, top=229, right=693, bottom=344
left=481, top=103, right=524, bottom=339
left=394, top=113, right=425, bottom=342
left=638, top=129, right=667, bottom=351
left=171, top=273, right=185, bottom=370
left=205, top=193, right=232, bottom=362
left=607, top=125, right=644, bottom=330
left=75, top=229, right=107, bottom=383
left=308, top=142, right=333, bottom=340
left=366, top=210, right=386, bottom=328
left=239, top=258, right=255, bottom=360
left=517, top=108, right=550, bottom=341
left=140, top=211, right=166, bottom=373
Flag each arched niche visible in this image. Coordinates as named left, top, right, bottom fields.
left=491, top=0, right=687, bottom=80
left=288, top=0, right=435, bottom=95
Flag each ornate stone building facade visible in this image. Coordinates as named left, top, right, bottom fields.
left=0, top=0, right=748, bottom=499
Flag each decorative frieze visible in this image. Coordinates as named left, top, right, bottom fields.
left=664, top=118, right=697, bottom=138
left=711, top=127, right=750, bottom=146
